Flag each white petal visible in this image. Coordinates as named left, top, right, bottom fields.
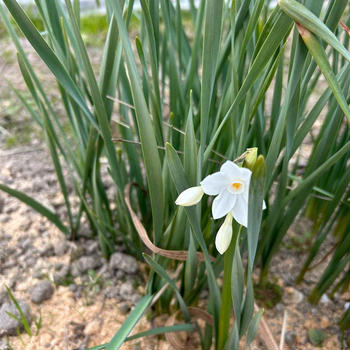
left=231, top=195, right=248, bottom=227
left=238, top=166, right=252, bottom=183
left=212, top=189, right=236, bottom=219
left=220, top=161, right=242, bottom=180
left=200, top=172, right=228, bottom=195
left=175, top=186, right=204, bottom=206
left=263, top=200, right=266, bottom=210
left=243, top=188, right=249, bottom=202
left=215, top=214, right=233, bottom=254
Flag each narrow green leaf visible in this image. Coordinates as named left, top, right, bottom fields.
left=106, top=295, right=153, bottom=350
left=143, top=254, right=190, bottom=322
left=283, top=141, right=350, bottom=204
left=247, top=156, right=266, bottom=269
left=139, top=0, right=163, bottom=144
left=205, top=11, right=293, bottom=162
left=2, top=0, right=97, bottom=127
left=200, top=0, right=224, bottom=151
left=278, top=0, right=350, bottom=62
left=0, top=183, right=69, bottom=235
left=231, top=240, right=244, bottom=331
left=246, top=309, right=264, bottom=349
left=239, top=271, right=254, bottom=337
left=224, top=323, right=239, bottom=350
left=184, top=96, right=198, bottom=185
left=64, top=0, right=124, bottom=191
left=5, top=285, right=32, bottom=336
left=126, top=324, right=194, bottom=341
left=184, top=233, right=198, bottom=299
left=114, top=5, right=164, bottom=243
left=87, top=344, right=107, bottom=350
left=297, top=24, right=350, bottom=124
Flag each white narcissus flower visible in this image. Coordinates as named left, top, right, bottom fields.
left=200, top=160, right=253, bottom=227
left=175, top=186, right=204, bottom=206
left=215, top=213, right=233, bottom=254
left=175, top=160, right=266, bottom=254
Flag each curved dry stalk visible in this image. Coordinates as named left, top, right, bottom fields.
left=124, top=183, right=212, bottom=262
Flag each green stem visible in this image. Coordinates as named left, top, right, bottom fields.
left=259, top=265, right=269, bottom=287
left=217, top=228, right=237, bottom=350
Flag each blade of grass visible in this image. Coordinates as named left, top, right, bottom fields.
left=125, top=324, right=195, bottom=341
left=0, top=183, right=69, bottom=235
left=2, top=0, right=97, bottom=128
left=296, top=24, right=350, bottom=124
left=105, top=295, right=153, bottom=350
left=114, top=5, right=164, bottom=243
left=278, top=0, right=350, bottom=62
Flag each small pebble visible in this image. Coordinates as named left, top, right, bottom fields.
left=0, top=300, right=32, bottom=336
left=109, top=252, right=138, bottom=274
left=54, top=241, right=68, bottom=256
left=71, top=256, right=101, bottom=277
left=283, top=287, right=303, bottom=304
left=320, top=294, right=331, bottom=304
left=119, top=303, right=131, bottom=315
left=30, top=281, right=54, bottom=304
left=285, top=331, right=297, bottom=347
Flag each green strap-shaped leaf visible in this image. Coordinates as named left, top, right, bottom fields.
left=143, top=254, right=190, bottom=322
left=64, top=1, right=124, bottom=189
left=139, top=0, right=163, bottom=144
left=0, top=183, right=69, bottom=235
left=87, top=324, right=194, bottom=350
left=5, top=285, right=32, bottom=336
left=297, top=24, right=350, bottom=124
left=247, top=156, right=266, bottom=269
left=231, top=240, right=244, bottom=332
left=200, top=0, right=224, bottom=151
left=239, top=271, right=254, bottom=337
left=184, top=95, right=198, bottom=186
left=105, top=295, right=153, bottom=350
left=278, top=0, right=350, bottom=63
left=246, top=309, right=264, bottom=349
left=283, top=141, right=350, bottom=204
left=114, top=4, right=164, bottom=244
left=2, top=0, right=97, bottom=128
left=126, top=323, right=195, bottom=341
left=204, top=10, right=293, bottom=163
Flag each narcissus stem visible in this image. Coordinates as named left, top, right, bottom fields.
left=218, top=225, right=242, bottom=349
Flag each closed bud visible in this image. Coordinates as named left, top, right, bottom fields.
left=175, top=186, right=204, bottom=206
left=215, top=213, right=233, bottom=254
left=244, top=147, right=258, bottom=170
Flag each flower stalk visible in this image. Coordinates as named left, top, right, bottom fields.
left=218, top=223, right=242, bottom=350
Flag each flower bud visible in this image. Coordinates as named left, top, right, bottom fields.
left=175, top=186, right=204, bottom=206
left=244, top=147, right=258, bottom=170
left=215, top=213, right=233, bottom=254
